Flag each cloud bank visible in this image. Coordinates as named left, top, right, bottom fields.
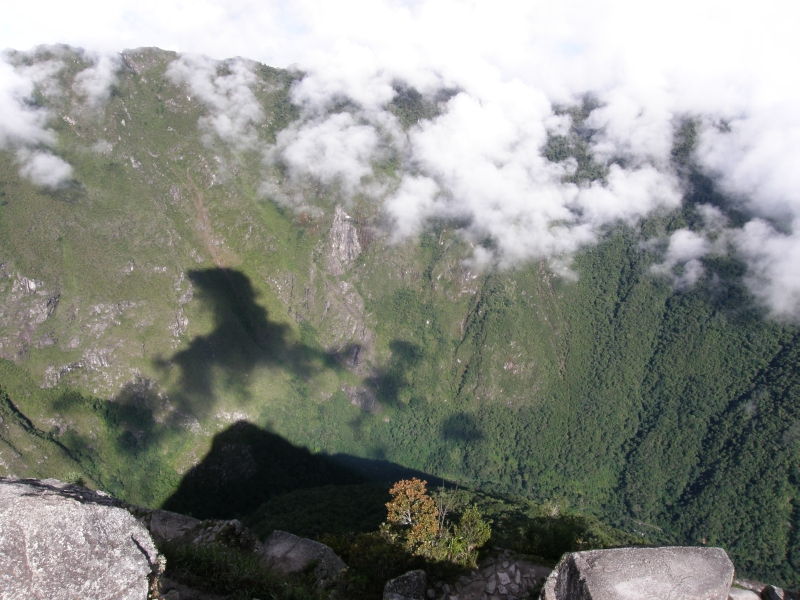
left=74, top=52, right=121, bottom=108
left=3, top=0, right=800, bottom=315
left=166, top=54, right=266, bottom=151
left=0, top=55, right=72, bottom=187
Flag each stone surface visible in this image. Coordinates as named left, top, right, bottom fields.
left=734, top=579, right=767, bottom=594
left=258, top=529, right=346, bottom=588
left=142, top=509, right=202, bottom=544
left=327, top=204, right=362, bottom=276
left=762, top=586, right=800, bottom=600
left=459, top=579, right=487, bottom=600
left=540, top=546, right=734, bottom=600
left=384, top=570, right=428, bottom=600
left=432, top=548, right=551, bottom=600
left=728, top=588, right=761, bottom=599
left=0, top=477, right=162, bottom=600
left=159, top=577, right=228, bottom=600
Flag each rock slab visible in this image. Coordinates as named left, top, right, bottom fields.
left=0, top=477, right=162, bottom=600
left=729, top=588, right=761, bottom=600
left=540, top=546, right=734, bottom=600
left=258, top=529, right=346, bottom=588
left=385, top=570, right=428, bottom=600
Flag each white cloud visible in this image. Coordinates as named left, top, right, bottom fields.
left=733, top=220, right=800, bottom=318
left=3, top=0, right=800, bottom=313
left=16, top=149, right=73, bottom=188
left=385, top=175, right=440, bottom=241
left=74, top=52, right=120, bottom=108
left=166, top=54, right=265, bottom=150
left=651, top=229, right=712, bottom=290
left=0, top=58, right=56, bottom=148
left=0, top=55, right=73, bottom=187
left=271, top=112, right=381, bottom=197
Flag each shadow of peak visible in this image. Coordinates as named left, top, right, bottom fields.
left=161, top=420, right=365, bottom=520
left=329, top=453, right=452, bottom=489
left=186, top=268, right=283, bottom=350
left=155, top=268, right=330, bottom=418
left=441, top=412, right=484, bottom=442
left=388, top=340, right=422, bottom=364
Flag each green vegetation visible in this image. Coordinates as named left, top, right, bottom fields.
left=245, top=483, right=391, bottom=539
left=0, top=46, right=798, bottom=587
left=161, top=541, right=325, bottom=600
left=381, top=478, right=491, bottom=568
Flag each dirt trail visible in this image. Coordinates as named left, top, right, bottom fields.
left=184, top=168, right=225, bottom=268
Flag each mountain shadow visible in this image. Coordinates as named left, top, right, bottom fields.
left=161, top=420, right=366, bottom=519
left=156, top=268, right=341, bottom=418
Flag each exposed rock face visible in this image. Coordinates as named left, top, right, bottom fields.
left=540, top=546, right=734, bottom=600
left=258, top=529, right=347, bottom=588
left=385, top=570, right=428, bottom=600
left=728, top=588, right=761, bottom=599
left=130, top=506, right=261, bottom=553
left=0, top=478, right=163, bottom=600
left=136, top=508, right=203, bottom=544
left=327, top=204, right=361, bottom=276
left=0, top=271, right=59, bottom=360
left=431, top=548, right=551, bottom=600
left=762, top=586, right=800, bottom=600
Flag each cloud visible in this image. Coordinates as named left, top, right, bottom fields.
left=166, top=54, right=265, bottom=150
left=271, top=112, right=381, bottom=198
left=74, top=52, right=121, bottom=108
left=16, top=148, right=73, bottom=188
left=0, top=57, right=56, bottom=148
left=385, top=175, right=440, bottom=241
left=733, top=220, right=800, bottom=318
left=650, top=229, right=712, bottom=290
left=4, top=0, right=800, bottom=314
left=0, top=54, right=73, bottom=187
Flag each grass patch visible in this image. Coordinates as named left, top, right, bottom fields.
left=160, top=542, right=326, bottom=600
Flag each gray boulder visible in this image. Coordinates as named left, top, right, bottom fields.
left=384, top=570, right=428, bottom=600
left=0, top=477, right=163, bottom=600
left=258, top=530, right=346, bottom=588
left=140, top=508, right=202, bottom=545
left=136, top=509, right=258, bottom=551
left=762, top=586, right=800, bottom=600
left=540, top=546, right=734, bottom=600
left=729, top=588, right=761, bottom=599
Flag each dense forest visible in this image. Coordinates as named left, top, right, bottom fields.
left=0, top=46, right=797, bottom=587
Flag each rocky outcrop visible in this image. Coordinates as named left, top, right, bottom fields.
left=729, top=588, right=761, bottom=599
left=0, top=477, right=163, bottom=600
left=327, top=204, right=361, bottom=276
left=385, top=570, right=428, bottom=600
left=258, top=529, right=347, bottom=588
left=0, top=271, right=59, bottom=360
left=762, top=586, right=800, bottom=600
left=431, top=549, right=551, bottom=600
left=132, top=508, right=259, bottom=552
left=540, top=546, right=734, bottom=600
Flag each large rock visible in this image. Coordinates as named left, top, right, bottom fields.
left=135, top=508, right=259, bottom=551
left=762, top=586, right=800, bottom=600
left=0, top=477, right=163, bottom=600
left=384, top=570, right=427, bottom=600
left=258, top=529, right=346, bottom=588
left=140, top=508, right=202, bottom=544
left=540, top=546, right=734, bottom=600
left=729, top=588, right=761, bottom=599
left=327, top=204, right=362, bottom=276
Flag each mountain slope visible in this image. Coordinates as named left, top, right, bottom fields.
left=0, top=46, right=798, bottom=584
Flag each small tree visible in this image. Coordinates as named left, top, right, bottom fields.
left=382, top=479, right=491, bottom=567
left=384, top=478, right=438, bottom=553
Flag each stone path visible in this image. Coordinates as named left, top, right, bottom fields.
left=429, top=549, right=552, bottom=600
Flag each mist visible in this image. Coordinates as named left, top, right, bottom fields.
left=3, top=0, right=799, bottom=315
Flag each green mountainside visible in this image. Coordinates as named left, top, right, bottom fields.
left=0, top=46, right=798, bottom=585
